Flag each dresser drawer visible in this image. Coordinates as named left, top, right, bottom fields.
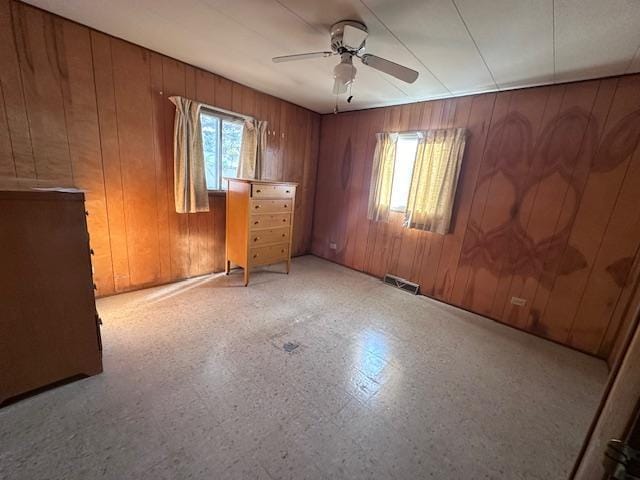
left=250, top=243, right=289, bottom=266
left=249, top=227, right=290, bottom=246
left=250, top=213, right=290, bottom=229
left=250, top=199, right=292, bottom=213
left=252, top=183, right=294, bottom=199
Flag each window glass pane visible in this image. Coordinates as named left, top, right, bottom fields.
left=390, top=136, right=418, bottom=211
left=201, top=112, right=220, bottom=190
left=222, top=120, right=243, bottom=182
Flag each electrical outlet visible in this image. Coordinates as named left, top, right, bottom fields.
left=329, top=241, right=337, bottom=250
left=510, top=297, right=527, bottom=307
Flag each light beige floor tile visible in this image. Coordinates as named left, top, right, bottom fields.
left=1, top=256, right=608, bottom=480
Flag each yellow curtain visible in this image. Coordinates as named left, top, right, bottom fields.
left=169, top=96, right=209, bottom=213
left=367, top=133, right=398, bottom=222
left=405, top=128, right=466, bottom=234
left=238, top=119, right=267, bottom=179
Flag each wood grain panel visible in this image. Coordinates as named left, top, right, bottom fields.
left=539, top=75, right=640, bottom=346
left=150, top=52, right=172, bottom=284
left=0, top=82, right=16, bottom=178
left=57, top=18, right=114, bottom=294
left=0, top=0, right=34, bottom=180
left=0, top=0, right=319, bottom=296
left=110, top=39, right=161, bottom=288
left=501, top=81, right=602, bottom=330
left=522, top=78, right=620, bottom=340
left=312, top=74, right=640, bottom=359
left=12, top=3, right=72, bottom=184
left=91, top=31, right=131, bottom=293
left=433, top=93, right=496, bottom=301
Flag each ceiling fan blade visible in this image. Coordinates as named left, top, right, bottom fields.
left=360, top=54, right=419, bottom=83
left=343, top=24, right=368, bottom=50
left=272, top=51, right=333, bottom=63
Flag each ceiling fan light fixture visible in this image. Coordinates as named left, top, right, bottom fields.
left=333, top=54, right=357, bottom=95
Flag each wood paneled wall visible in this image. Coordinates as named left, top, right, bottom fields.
left=0, top=0, right=320, bottom=296
left=312, top=74, right=640, bottom=361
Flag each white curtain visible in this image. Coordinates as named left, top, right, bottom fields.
left=238, top=119, right=267, bottom=179
left=404, top=128, right=466, bottom=234
left=169, top=96, right=209, bottom=213
left=367, top=133, right=398, bottom=222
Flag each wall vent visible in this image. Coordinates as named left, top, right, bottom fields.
left=383, top=273, right=419, bottom=295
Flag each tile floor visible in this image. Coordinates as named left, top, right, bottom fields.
left=0, top=256, right=608, bottom=479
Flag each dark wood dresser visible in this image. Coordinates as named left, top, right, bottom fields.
left=0, top=190, right=103, bottom=406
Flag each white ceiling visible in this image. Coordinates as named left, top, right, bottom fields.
left=26, top=0, right=640, bottom=114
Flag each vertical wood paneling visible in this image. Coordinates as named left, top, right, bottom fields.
left=539, top=76, right=640, bottom=346
left=0, top=82, right=16, bottom=178
left=0, top=0, right=319, bottom=297
left=57, top=19, right=114, bottom=294
left=299, top=112, right=319, bottom=254
left=12, top=3, right=72, bottom=184
left=522, top=78, right=619, bottom=338
left=501, top=81, right=601, bottom=330
left=313, top=75, right=640, bottom=359
left=149, top=52, right=172, bottom=284
left=310, top=113, right=337, bottom=258
left=449, top=91, right=513, bottom=307
left=486, top=85, right=566, bottom=321
left=353, top=109, right=385, bottom=272
left=161, top=56, right=190, bottom=282
left=0, top=0, right=34, bottom=180
left=110, top=39, right=161, bottom=287
left=91, top=31, right=131, bottom=293
left=433, top=93, right=496, bottom=301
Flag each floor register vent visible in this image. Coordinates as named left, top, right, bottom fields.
left=383, top=274, right=419, bottom=295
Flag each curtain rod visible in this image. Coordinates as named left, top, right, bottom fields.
left=169, top=95, right=254, bottom=122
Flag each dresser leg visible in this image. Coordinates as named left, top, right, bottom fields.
left=225, top=259, right=230, bottom=275
left=244, top=267, right=249, bottom=286
left=286, top=259, right=291, bottom=274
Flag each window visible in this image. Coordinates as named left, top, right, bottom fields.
left=389, top=134, right=419, bottom=212
left=200, top=110, right=244, bottom=190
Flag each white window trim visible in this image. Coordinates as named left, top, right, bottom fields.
left=389, top=133, right=420, bottom=213
left=200, top=108, right=245, bottom=192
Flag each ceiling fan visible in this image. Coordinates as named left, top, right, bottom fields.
left=272, top=20, right=419, bottom=96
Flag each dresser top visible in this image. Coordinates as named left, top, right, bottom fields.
left=225, top=177, right=298, bottom=187
left=0, top=189, right=85, bottom=202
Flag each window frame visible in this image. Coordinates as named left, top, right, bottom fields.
left=389, top=132, right=420, bottom=213
left=200, top=107, right=245, bottom=192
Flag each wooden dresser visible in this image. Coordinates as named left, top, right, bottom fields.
left=0, top=190, right=103, bottom=406
left=225, top=178, right=297, bottom=286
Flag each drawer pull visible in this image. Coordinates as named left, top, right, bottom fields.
left=282, top=234, right=286, bottom=237
left=286, top=190, right=290, bottom=193
left=253, top=254, right=258, bottom=258
left=254, top=237, right=259, bottom=242
left=282, top=219, right=286, bottom=222
left=284, top=204, right=288, bottom=208
left=281, top=249, right=285, bottom=253
left=254, top=221, right=259, bottom=225
left=255, top=205, right=260, bottom=209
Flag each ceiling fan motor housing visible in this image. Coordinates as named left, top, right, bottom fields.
left=330, top=20, right=368, bottom=54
